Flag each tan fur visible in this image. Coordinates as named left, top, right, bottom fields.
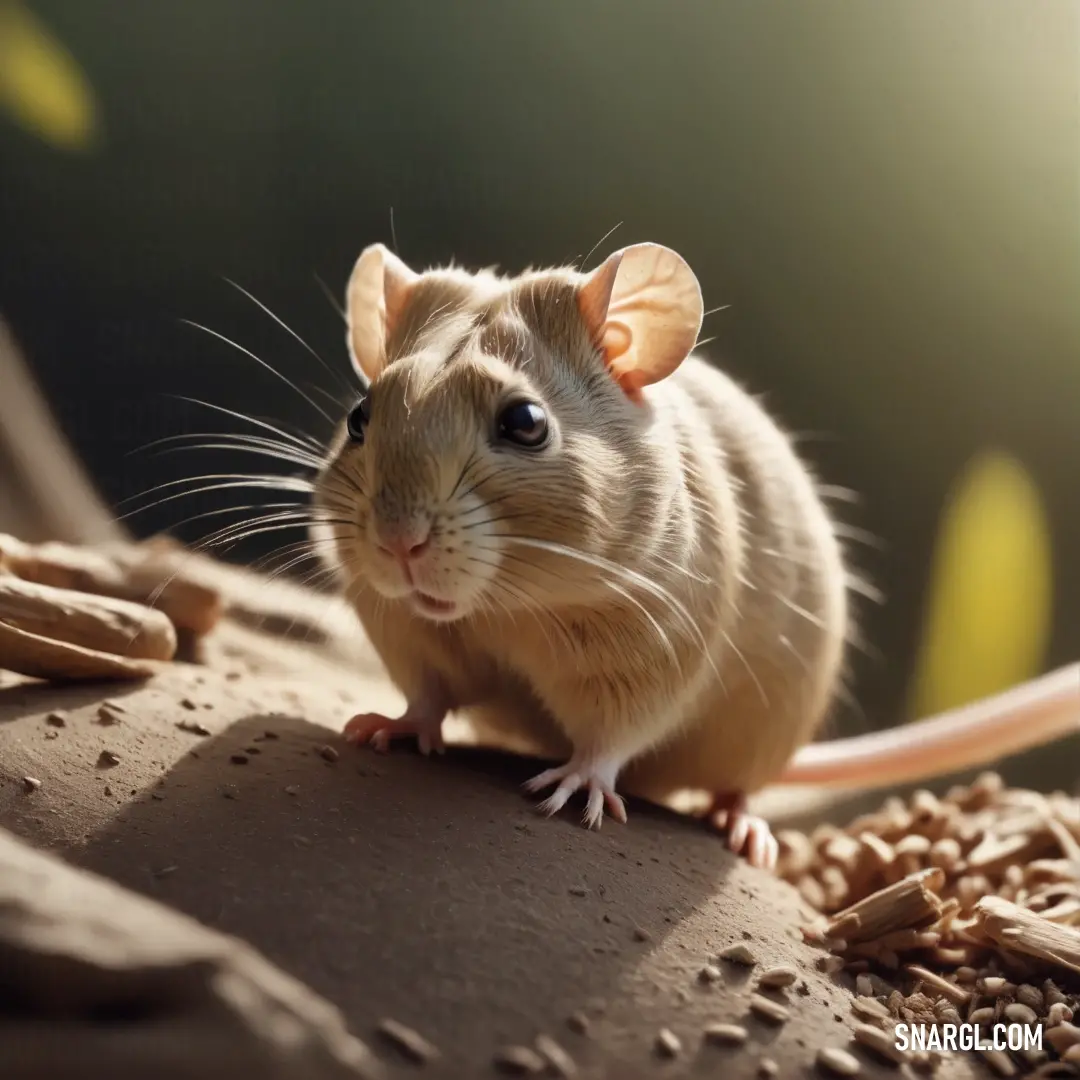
left=315, top=245, right=849, bottom=812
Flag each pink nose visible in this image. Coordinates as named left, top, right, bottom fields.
left=376, top=526, right=431, bottom=562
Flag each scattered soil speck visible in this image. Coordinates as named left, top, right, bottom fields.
left=45, top=711, right=66, bottom=727
left=97, top=750, right=121, bottom=767
left=654, top=1028, right=681, bottom=1059
left=177, top=718, right=211, bottom=736
left=566, top=1012, right=590, bottom=1036
left=179, top=698, right=199, bottom=710
left=153, top=865, right=179, bottom=878
left=96, top=704, right=122, bottom=725
left=229, top=754, right=249, bottom=765
left=376, top=1017, right=440, bottom=1064
left=568, top=886, right=588, bottom=897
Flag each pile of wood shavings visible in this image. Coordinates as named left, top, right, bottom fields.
left=777, top=772, right=1080, bottom=1077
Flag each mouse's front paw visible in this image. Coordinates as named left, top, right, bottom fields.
left=524, top=757, right=628, bottom=829
left=343, top=710, right=446, bottom=756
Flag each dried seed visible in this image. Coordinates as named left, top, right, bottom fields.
left=22, top=776, right=41, bottom=792
left=45, top=711, right=66, bottom=727
left=1004, top=1002, right=1039, bottom=1026
left=631, top=926, right=651, bottom=942
left=719, top=943, right=757, bottom=965
left=817, top=955, right=845, bottom=974
left=704, top=1023, right=748, bottom=1047
left=566, top=1012, right=590, bottom=1035
left=757, top=964, right=798, bottom=989
left=284, top=785, right=300, bottom=796
left=698, top=964, right=722, bottom=984
left=534, top=1034, right=577, bottom=1078
left=376, top=1018, right=440, bottom=1063
left=817, top=1047, right=861, bottom=1076
left=749, top=993, right=789, bottom=1025
left=1047, top=1002, right=1073, bottom=1027
left=853, top=1022, right=909, bottom=1066
left=978, top=1048, right=1018, bottom=1077
left=180, top=697, right=198, bottom=710
left=758, top=1057, right=779, bottom=1078
left=969, top=1007, right=996, bottom=1026
left=654, top=1028, right=681, bottom=1058
left=855, top=974, right=874, bottom=997
left=850, top=997, right=891, bottom=1024
left=319, top=744, right=339, bottom=763
left=229, top=753, right=249, bottom=765
left=97, top=750, right=120, bottom=766
left=493, top=1045, right=546, bottom=1074
left=1045, top=1024, right=1080, bottom=1054
left=177, top=718, right=211, bottom=736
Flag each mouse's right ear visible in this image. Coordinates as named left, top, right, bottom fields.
left=345, top=243, right=420, bottom=381
left=577, top=243, right=703, bottom=403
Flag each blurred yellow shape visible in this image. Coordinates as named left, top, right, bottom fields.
left=0, top=0, right=98, bottom=150
left=909, top=449, right=1052, bottom=720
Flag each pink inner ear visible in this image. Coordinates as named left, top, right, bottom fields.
left=577, top=252, right=624, bottom=344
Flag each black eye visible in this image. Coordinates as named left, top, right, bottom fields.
left=497, top=401, right=549, bottom=448
left=346, top=397, right=369, bottom=443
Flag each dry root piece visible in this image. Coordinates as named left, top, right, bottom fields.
left=0, top=533, right=222, bottom=636
left=0, top=619, right=158, bottom=682
left=825, top=869, right=945, bottom=945
left=0, top=574, right=176, bottom=661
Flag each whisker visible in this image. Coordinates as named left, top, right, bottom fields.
left=225, top=276, right=353, bottom=396
left=168, top=395, right=324, bottom=453
left=179, top=319, right=335, bottom=425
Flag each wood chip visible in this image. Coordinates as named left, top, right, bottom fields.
left=904, top=964, right=971, bottom=1006
left=827, top=869, right=945, bottom=944
left=817, top=1046, right=862, bottom=1076
left=853, top=1023, right=909, bottom=1066
left=749, top=993, right=790, bottom=1025
left=21, top=776, right=41, bottom=792
left=719, top=942, right=757, bottom=965
left=655, top=1028, right=681, bottom=1058
left=534, top=1034, right=577, bottom=1078
left=975, top=896, right=1080, bottom=976
left=757, top=964, right=798, bottom=989
left=494, top=1045, right=546, bottom=1074
left=704, top=1023, right=748, bottom=1047
left=376, top=1017, right=440, bottom=1063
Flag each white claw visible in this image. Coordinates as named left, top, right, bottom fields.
left=525, top=756, right=627, bottom=830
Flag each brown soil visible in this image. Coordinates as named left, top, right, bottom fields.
left=0, top=566, right=1011, bottom=1080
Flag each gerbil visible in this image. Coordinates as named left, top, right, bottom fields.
left=314, top=241, right=1078, bottom=870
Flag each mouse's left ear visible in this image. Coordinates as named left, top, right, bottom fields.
left=346, top=243, right=421, bottom=381
left=577, top=243, right=703, bottom=402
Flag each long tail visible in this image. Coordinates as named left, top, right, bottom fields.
left=777, top=662, right=1079, bottom=789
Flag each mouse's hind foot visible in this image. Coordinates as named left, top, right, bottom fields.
left=708, top=791, right=779, bottom=871
left=524, top=756, right=628, bottom=829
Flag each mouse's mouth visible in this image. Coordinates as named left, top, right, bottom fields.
left=412, top=592, right=458, bottom=618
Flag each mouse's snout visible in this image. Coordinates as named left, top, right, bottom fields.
left=373, top=517, right=432, bottom=563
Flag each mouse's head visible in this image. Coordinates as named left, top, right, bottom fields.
left=315, top=241, right=703, bottom=624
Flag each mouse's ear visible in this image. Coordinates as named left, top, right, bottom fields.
left=345, top=243, right=420, bottom=381
left=577, top=243, right=703, bottom=401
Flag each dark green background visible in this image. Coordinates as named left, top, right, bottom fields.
left=1, top=1, right=1077, bottom=737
